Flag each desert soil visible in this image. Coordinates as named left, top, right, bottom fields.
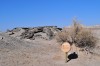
left=0, top=29, right=100, bottom=66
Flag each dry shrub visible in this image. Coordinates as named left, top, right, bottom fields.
left=56, top=20, right=98, bottom=49
left=75, top=29, right=97, bottom=49
left=56, top=28, right=72, bottom=44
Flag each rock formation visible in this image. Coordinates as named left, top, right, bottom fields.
left=6, top=26, right=62, bottom=40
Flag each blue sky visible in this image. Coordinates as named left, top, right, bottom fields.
left=0, top=0, right=100, bottom=31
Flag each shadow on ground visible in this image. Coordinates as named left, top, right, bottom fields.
left=67, top=52, right=78, bottom=62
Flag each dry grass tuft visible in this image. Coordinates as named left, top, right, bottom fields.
left=56, top=27, right=72, bottom=44
left=75, top=29, right=97, bottom=49
left=56, top=20, right=98, bottom=50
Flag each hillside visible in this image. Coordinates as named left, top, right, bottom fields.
left=0, top=26, right=100, bottom=66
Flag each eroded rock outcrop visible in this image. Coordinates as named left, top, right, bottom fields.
left=6, top=26, right=62, bottom=40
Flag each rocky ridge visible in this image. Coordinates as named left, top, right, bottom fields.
left=6, top=26, right=62, bottom=40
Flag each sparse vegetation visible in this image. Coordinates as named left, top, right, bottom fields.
left=56, top=20, right=98, bottom=50
left=56, top=27, right=72, bottom=44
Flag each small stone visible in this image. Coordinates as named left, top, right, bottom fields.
left=0, top=36, right=3, bottom=40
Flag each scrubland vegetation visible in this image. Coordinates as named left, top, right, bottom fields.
left=56, top=20, right=98, bottom=51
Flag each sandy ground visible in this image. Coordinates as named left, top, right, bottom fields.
left=0, top=30, right=100, bottom=66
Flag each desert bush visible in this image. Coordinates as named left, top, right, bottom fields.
left=75, top=29, right=97, bottom=48
left=56, top=27, right=72, bottom=44
left=56, top=20, right=98, bottom=49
